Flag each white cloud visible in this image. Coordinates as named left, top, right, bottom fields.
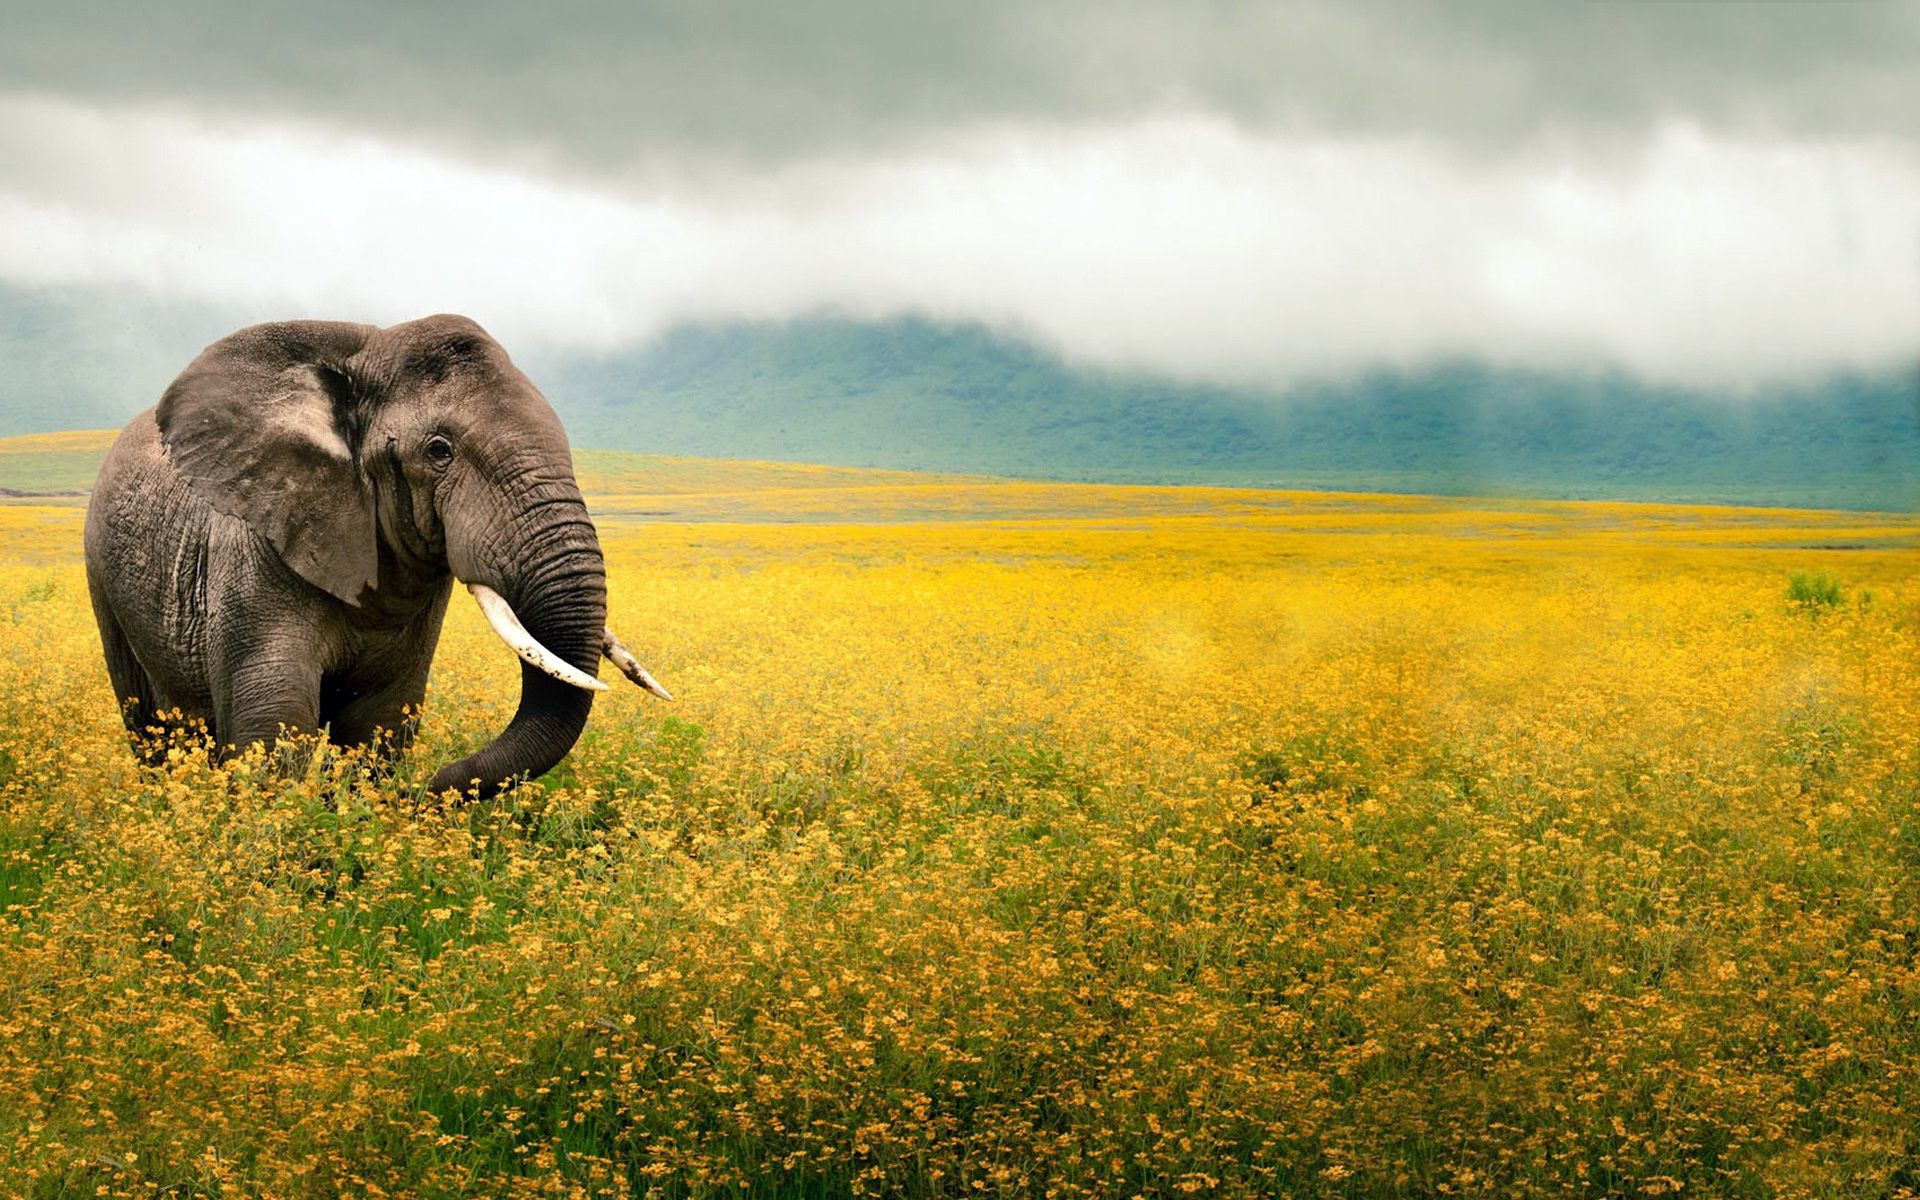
left=1, top=92, right=1914, bottom=388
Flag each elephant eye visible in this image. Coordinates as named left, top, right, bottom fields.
left=424, top=434, right=455, bottom=468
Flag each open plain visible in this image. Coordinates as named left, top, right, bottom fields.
left=1, top=434, right=1916, bottom=1197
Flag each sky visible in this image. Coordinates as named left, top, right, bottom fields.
left=2, top=0, right=1916, bottom=390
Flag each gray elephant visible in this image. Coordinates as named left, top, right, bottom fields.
left=84, top=314, right=670, bottom=797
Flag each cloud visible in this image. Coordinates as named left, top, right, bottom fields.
left=1, top=92, right=1915, bottom=388
left=1, top=1, right=1917, bottom=180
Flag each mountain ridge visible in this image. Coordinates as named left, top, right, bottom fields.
left=2, top=284, right=1913, bottom=511
left=527, top=317, right=1918, bottom=511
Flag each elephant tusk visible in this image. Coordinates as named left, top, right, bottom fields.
left=602, top=629, right=675, bottom=701
left=466, top=583, right=608, bottom=692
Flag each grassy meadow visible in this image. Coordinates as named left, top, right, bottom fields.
left=0, top=433, right=1917, bottom=1197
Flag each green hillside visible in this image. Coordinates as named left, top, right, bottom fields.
left=0, top=286, right=231, bottom=436
left=0, top=434, right=985, bottom=502
left=0, top=430, right=114, bottom=496
left=3, top=284, right=1915, bottom=511
left=529, top=319, right=1919, bottom=511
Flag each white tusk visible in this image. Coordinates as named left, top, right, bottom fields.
left=466, top=583, right=608, bottom=692
left=602, top=629, right=675, bottom=701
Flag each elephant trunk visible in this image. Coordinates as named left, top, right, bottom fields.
left=430, top=513, right=608, bottom=798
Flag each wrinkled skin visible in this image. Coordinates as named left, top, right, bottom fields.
left=84, top=314, right=620, bottom=797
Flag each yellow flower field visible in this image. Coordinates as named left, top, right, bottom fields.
left=0, top=463, right=1916, bottom=1197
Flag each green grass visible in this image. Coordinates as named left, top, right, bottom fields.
left=0, top=430, right=116, bottom=494
left=1787, top=569, right=1846, bottom=610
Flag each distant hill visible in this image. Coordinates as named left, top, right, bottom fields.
left=528, top=320, right=1919, bottom=511
left=3, top=283, right=1915, bottom=510
left=0, top=286, right=237, bottom=435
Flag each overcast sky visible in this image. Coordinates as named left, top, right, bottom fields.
left=3, top=0, right=1916, bottom=388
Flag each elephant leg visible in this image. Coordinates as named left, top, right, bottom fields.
left=325, top=675, right=429, bottom=755
left=214, top=651, right=323, bottom=763
left=203, top=537, right=337, bottom=765
left=89, top=589, right=166, bottom=763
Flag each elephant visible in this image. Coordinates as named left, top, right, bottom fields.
left=83, top=313, right=671, bottom=797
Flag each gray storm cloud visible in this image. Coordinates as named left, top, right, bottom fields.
left=4, top=1, right=1918, bottom=171
left=0, top=2, right=1915, bottom=387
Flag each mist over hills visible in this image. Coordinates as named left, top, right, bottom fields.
left=531, top=320, right=1918, bottom=510
left=0, top=286, right=231, bottom=436
left=2, top=284, right=1914, bottom=510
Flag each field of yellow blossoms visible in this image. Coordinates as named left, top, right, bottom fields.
left=1, top=434, right=1917, bottom=1198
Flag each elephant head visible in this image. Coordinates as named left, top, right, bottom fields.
left=156, top=313, right=668, bottom=794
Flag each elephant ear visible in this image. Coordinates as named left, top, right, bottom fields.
left=157, top=321, right=382, bottom=605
